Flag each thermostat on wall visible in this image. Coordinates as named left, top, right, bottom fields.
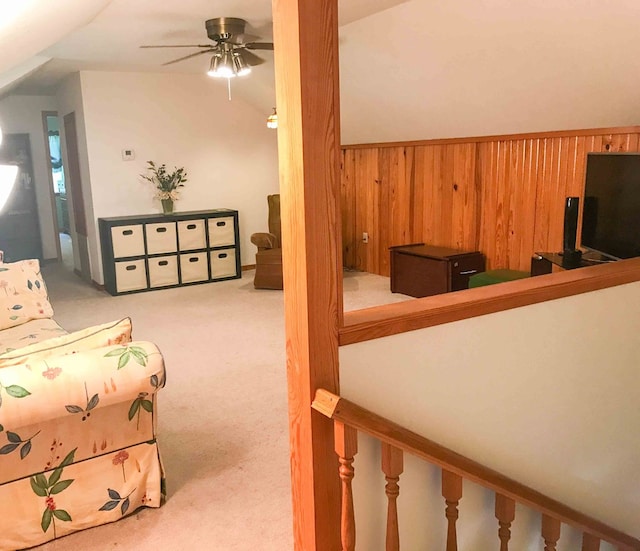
left=121, top=148, right=135, bottom=161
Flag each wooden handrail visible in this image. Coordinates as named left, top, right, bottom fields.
left=340, top=256, right=640, bottom=345
left=312, top=389, right=640, bottom=550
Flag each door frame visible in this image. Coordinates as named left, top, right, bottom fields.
left=41, top=110, right=63, bottom=262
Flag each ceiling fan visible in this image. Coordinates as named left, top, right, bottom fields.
left=140, top=17, right=273, bottom=78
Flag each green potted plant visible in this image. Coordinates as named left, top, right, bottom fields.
left=140, top=161, right=187, bottom=214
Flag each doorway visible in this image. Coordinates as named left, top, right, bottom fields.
left=43, top=111, right=73, bottom=271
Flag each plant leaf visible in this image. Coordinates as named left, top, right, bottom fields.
left=128, top=399, right=140, bottom=421
left=0, top=443, right=19, bottom=455
left=150, top=375, right=158, bottom=388
left=48, top=467, right=62, bottom=487
left=5, top=385, right=30, bottom=398
left=99, top=500, right=119, bottom=511
left=65, top=405, right=83, bottom=414
left=20, top=440, right=32, bottom=459
left=50, top=479, right=74, bottom=494
left=53, top=509, right=72, bottom=522
left=35, top=473, right=48, bottom=489
left=27, top=280, right=33, bottom=290
left=59, top=448, right=76, bottom=468
left=121, top=497, right=130, bottom=515
left=117, top=352, right=131, bottom=370
left=30, top=477, right=48, bottom=497
left=0, top=423, right=3, bottom=431
left=11, top=304, right=23, bottom=310
left=108, top=488, right=121, bottom=500
left=129, top=347, right=148, bottom=366
left=87, top=393, right=100, bottom=411
left=141, top=399, right=153, bottom=413
left=41, top=508, right=53, bottom=532
left=6, top=431, right=21, bottom=443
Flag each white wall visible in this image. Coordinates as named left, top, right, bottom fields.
left=339, top=0, right=640, bottom=144
left=77, top=71, right=280, bottom=283
left=0, top=95, right=59, bottom=259
left=340, top=282, right=640, bottom=549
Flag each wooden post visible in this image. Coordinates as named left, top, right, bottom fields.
left=442, top=470, right=463, bottom=551
left=581, top=533, right=600, bottom=551
left=335, top=422, right=358, bottom=551
left=542, top=515, right=562, bottom=551
left=381, top=443, right=404, bottom=551
left=495, top=493, right=516, bottom=551
left=271, top=0, right=343, bottom=550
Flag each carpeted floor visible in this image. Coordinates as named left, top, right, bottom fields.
left=32, top=263, right=409, bottom=550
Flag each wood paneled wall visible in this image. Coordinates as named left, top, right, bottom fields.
left=341, top=127, right=640, bottom=275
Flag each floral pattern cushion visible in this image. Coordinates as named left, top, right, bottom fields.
left=0, top=319, right=66, bottom=355
left=0, top=317, right=132, bottom=368
left=0, top=259, right=54, bottom=331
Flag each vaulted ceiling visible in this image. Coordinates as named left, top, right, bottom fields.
left=2, top=0, right=639, bottom=144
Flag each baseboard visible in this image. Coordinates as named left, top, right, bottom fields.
left=91, top=279, right=105, bottom=291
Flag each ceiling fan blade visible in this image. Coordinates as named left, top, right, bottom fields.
left=240, top=49, right=266, bottom=67
left=161, top=49, right=215, bottom=66
left=140, top=44, right=214, bottom=49
left=244, top=42, right=274, bottom=51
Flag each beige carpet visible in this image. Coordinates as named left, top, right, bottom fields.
left=30, top=264, right=409, bottom=551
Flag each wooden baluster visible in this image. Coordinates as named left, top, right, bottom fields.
left=334, top=421, right=358, bottom=551
left=495, top=494, right=515, bottom=551
left=381, top=443, right=404, bottom=551
left=581, top=533, right=600, bottom=551
left=442, top=470, right=463, bottom=551
left=541, top=515, right=561, bottom=551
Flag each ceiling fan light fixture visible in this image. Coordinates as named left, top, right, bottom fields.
left=233, top=52, right=252, bottom=77
left=207, top=55, right=220, bottom=77
left=208, top=51, right=236, bottom=78
left=266, top=108, right=278, bottom=129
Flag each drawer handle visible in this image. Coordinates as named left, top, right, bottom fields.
left=122, top=230, right=133, bottom=236
left=189, top=257, right=199, bottom=263
left=216, top=221, right=226, bottom=227
left=459, top=269, right=478, bottom=275
left=125, top=265, right=137, bottom=271
left=218, top=253, right=228, bottom=259
left=156, top=227, right=167, bottom=233
left=187, top=224, right=197, bottom=230
left=159, top=260, right=169, bottom=266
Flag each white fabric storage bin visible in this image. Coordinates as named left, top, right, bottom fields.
left=148, top=255, right=179, bottom=287
left=111, top=225, right=145, bottom=258
left=145, top=222, right=177, bottom=254
left=208, top=217, right=235, bottom=247
left=210, top=248, right=237, bottom=279
left=115, top=259, right=147, bottom=292
left=180, top=252, right=209, bottom=283
left=177, top=220, right=206, bottom=250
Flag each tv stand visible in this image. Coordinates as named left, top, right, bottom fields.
left=530, top=251, right=616, bottom=276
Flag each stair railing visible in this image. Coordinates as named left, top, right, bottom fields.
left=312, top=389, right=640, bottom=551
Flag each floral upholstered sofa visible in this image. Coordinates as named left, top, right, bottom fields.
left=0, top=257, right=166, bottom=550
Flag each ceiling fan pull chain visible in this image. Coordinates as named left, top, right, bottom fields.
left=227, top=77, right=232, bottom=101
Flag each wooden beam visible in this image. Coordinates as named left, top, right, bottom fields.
left=272, top=0, right=342, bottom=550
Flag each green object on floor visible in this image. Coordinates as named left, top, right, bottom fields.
left=468, top=269, right=530, bottom=288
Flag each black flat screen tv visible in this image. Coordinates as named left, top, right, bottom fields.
left=581, top=152, right=640, bottom=260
